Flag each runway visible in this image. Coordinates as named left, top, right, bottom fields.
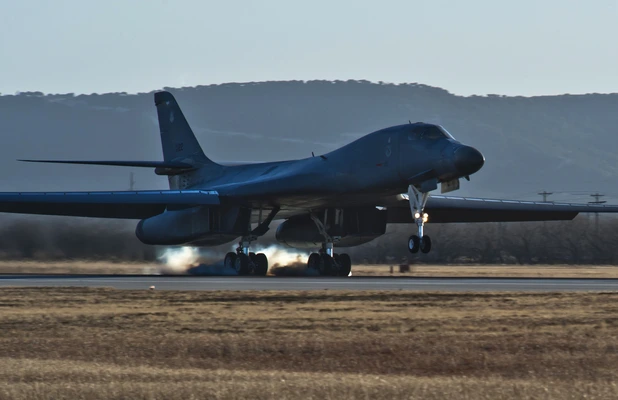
left=1, top=275, right=618, bottom=291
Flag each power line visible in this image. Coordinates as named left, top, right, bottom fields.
left=538, top=191, right=553, bottom=202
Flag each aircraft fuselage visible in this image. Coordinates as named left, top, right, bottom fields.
left=183, top=123, right=484, bottom=206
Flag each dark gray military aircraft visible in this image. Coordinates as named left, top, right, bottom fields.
left=1, top=91, right=617, bottom=276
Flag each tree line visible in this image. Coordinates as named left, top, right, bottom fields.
left=0, top=216, right=616, bottom=265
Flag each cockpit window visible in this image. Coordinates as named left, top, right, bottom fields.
left=413, top=125, right=446, bottom=140
left=421, top=126, right=444, bottom=140
left=407, top=123, right=454, bottom=141
left=438, top=125, right=456, bottom=139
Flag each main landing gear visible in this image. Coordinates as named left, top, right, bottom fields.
left=224, top=239, right=269, bottom=276
left=407, top=184, right=432, bottom=254
left=224, top=207, right=279, bottom=276
left=306, top=212, right=352, bottom=276
left=306, top=247, right=352, bottom=277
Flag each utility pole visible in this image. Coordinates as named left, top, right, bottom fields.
left=590, top=193, right=606, bottom=204
left=538, top=191, right=553, bottom=202
left=129, top=172, right=135, bottom=191
left=589, top=193, right=606, bottom=234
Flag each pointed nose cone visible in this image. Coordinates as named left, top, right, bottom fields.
left=454, top=146, right=485, bottom=176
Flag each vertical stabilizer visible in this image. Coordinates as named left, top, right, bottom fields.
left=154, top=91, right=221, bottom=189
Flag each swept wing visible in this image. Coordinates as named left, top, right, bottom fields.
left=0, top=190, right=220, bottom=219
left=384, top=194, right=618, bottom=223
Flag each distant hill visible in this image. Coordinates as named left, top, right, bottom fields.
left=1, top=81, right=617, bottom=202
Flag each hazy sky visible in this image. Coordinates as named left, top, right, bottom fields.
left=1, top=0, right=616, bottom=96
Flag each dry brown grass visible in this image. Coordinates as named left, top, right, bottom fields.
left=357, top=264, right=618, bottom=278
left=0, top=260, right=156, bottom=275
left=1, top=288, right=618, bottom=398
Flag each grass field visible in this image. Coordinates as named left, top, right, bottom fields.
left=2, top=260, right=618, bottom=278
left=355, top=264, right=618, bottom=278
left=1, top=288, right=618, bottom=399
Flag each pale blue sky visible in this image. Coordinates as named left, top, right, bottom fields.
left=1, top=0, right=616, bottom=96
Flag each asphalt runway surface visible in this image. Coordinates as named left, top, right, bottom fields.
left=1, top=275, right=618, bottom=291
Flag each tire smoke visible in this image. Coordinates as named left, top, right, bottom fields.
left=156, top=245, right=311, bottom=276
left=257, top=245, right=314, bottom=276
left=157, top=247, right=201, bottom=274
left=156, top=246, right=226, bottom=275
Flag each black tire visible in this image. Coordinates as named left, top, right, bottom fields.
left=248, top=252, right=258, bottom=274
left=408, top=235, right=420, bottom=254
left=333, top=253, right=341, bottom=276
left=234, top=253, right=251, bottom=275
left=420, top=235, right=432, bottom=254
left=224, top=252, right=237, bottom=270
left=333, top=253, right=341, bottom=265
left=320, top=254, right=334, bottom=276
left=254, top=253, right=268, bottom=276
left=307, top=253, right=321, bottom=271
left=338, top=253, right=352, bottom=276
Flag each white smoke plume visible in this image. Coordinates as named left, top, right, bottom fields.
left=257, top=245, right=308, bottom=268
left=157, top=247, right=199, bottom=274
left=157, top=246, right=222, bottom=275
left=156, top=245, right=312, bottom=276
left=257, top=245, right=315, bottom=276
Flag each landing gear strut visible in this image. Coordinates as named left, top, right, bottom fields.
left=407, top=184, right=432, bottom=254
left=306, top=211, right=352, bottom=276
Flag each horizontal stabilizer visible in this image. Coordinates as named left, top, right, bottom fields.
left=18, top=160, right=194, bottom=169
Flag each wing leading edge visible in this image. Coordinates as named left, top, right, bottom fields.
left=0, top=190, right=220, bottom=219
left=386, top=194, right=618, bottom=223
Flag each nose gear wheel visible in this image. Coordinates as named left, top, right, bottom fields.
left=408, top=184, right=433, bottom=254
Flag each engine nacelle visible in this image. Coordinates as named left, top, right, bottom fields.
left=135, top=206, right=250, bottom=246
left=275, top=208, right=387, bottom=248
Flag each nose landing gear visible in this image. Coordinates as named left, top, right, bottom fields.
left=407, top=184, right=432, bottom=254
